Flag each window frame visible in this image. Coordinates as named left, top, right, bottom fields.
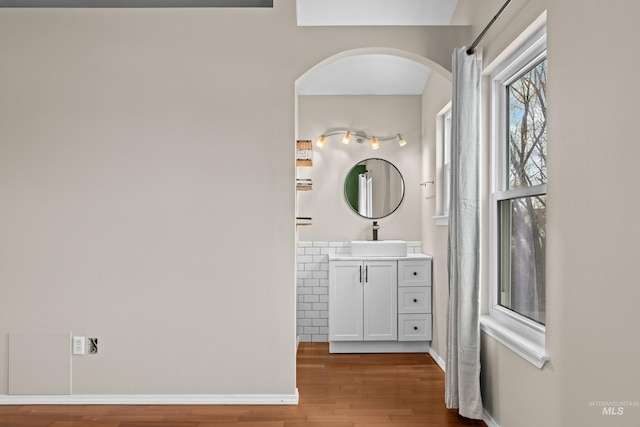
left=443, top=108, right=452, bottom=218
left=433, top=103, right=452, bottom=226
left=481, top=25, right=549, bottom=369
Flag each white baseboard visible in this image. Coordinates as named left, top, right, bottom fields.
left=483, top=408, right=500, bottom=427
left=428, top=346, right=446, bottom=372
left=427, top=348, right=499, bottom=427
left=0, top=389, right=299, bottom=405
left=329, top=341, right=429, bottom=353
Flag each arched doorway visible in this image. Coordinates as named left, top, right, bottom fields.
left=294, top=48, right=452, bottom=345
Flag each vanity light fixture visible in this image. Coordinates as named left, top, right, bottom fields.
left=314, top=128, right=408, bottom=150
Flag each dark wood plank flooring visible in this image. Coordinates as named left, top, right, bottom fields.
left=0, top=342, right=486, bottom=426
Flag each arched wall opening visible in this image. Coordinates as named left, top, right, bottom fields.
left=296, top=48, right=452, bottom=89
left=293, top=48, right=453, bottom=344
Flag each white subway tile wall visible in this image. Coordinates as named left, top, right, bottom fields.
left=297, top=241, right=423, bottom=342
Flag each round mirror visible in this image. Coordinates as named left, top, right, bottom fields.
left=344, top=158, right=405, bottom=219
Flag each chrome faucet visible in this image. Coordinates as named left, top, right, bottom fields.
left=372, top=221, right=380, bottom=241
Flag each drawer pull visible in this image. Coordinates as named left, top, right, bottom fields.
left=413, top=326, right=418, bottom=330
left=413, top=298, right=418, bottom=303
left=413, top=271, right=418, bottom=276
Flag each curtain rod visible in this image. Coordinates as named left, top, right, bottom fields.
left=466, top=0, right=515, bottom=55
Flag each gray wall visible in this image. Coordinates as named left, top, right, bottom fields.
left=420, top=70, right=452, bottom=364
left=0, top=4, right=467, bottom=397
left=297, top=95, right=423, bottom=243
left=421, top=0, right=640, bottom=425
left=547, top=0, right=640, bottom=424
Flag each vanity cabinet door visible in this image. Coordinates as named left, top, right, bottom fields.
left=329, top=260, right=364, bottom=341
left=329, top=260, right=397, bottom=341
left=363, top=261, right=398, bottom=341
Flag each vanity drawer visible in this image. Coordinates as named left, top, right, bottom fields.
left=398, top=314, right=432, bottom=341
left=398, top=286, right=431, bottom=314
left=398, top=260, right=431, bottom=287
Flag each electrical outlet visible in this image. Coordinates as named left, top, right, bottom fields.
left=72, top=336, right=85, bottom=355
left=88, top=338, right=98, bottom=354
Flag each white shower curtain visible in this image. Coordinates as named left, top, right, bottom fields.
left=445, top=47, right=483, bottom=420
left=358, top=172, right=372, bottom=217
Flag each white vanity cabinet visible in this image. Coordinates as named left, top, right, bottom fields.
left=329, top=254, right=432, bottom=353
left=329, top=260, right=397, bottom=342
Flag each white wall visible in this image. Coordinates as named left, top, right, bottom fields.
left=297, top=95, right=422, bottom=242
left=0, top=4, right=468, bottom=398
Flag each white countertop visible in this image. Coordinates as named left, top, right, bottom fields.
left=328, top=253, right=432, bottom=261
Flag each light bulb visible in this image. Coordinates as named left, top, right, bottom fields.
left=397, top=133, right=407, bottom=147
left=342, top=131, right=351, bottom=145
left=316, top=135, right=326, bottom=148
left=371, top=136, right=380, bottom=150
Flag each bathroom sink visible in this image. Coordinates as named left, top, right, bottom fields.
left=350, top=240, right=407, bottom=257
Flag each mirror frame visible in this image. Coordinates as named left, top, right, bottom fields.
left=343, top=158, right=405, bottom=220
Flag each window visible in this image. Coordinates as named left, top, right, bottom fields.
left=482, top=26, right=549, bottom=368
left=443, top=108, right=452, bottom=217
left=499, top=57, right=547, bottom=325
left=498, top=194, right=546, bottom=324
left=433, top=104, right=452, bottom=225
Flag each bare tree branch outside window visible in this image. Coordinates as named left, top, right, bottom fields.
left=500, top=59, right=547, bottom=325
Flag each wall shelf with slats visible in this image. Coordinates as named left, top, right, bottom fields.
left=296, top=140, right=313, bottom=225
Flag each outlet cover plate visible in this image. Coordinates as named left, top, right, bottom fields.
left=72, top=336, right=85, bottom=355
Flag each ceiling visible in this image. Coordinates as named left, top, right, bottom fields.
left=296, top=0, right=458, bottom=27
left=296, top=54, right=432, bottom=96
left=296, top=0, right=460, bottom=95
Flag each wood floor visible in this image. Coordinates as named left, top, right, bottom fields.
left=0, top=342, right=486, bottom=426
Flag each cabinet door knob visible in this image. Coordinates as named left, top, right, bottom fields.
left=413, top=326, right=418, bottom=330
left=413, top=299, right=418, bottom=303
left=413, top=271, right=418, bottom=276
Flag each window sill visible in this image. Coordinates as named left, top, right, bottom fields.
left=480, top=315, right=549, bottom=369
left=432, top=215, right=449, bottom=226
